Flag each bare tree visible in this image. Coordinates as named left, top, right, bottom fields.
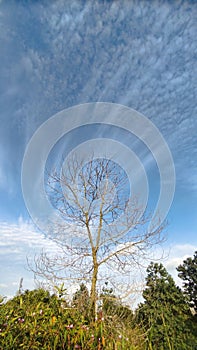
left=31, top=156, right=164, bottom=319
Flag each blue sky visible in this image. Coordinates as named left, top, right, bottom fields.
left=0, top=0, right=196, bottom=298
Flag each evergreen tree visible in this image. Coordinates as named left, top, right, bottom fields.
left=177, top=251, right=197, bottom=313
left=136, top=262, right=196, bottom=349
left=72, top=283, right=90, bottom=320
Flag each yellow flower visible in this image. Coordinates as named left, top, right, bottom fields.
left=51, top=316, right=56, bottom=325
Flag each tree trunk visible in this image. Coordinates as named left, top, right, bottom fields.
left=90, top=254, right=98, bottom=321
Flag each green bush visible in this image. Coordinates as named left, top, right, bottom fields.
left=0, top=288, right=144, bottom=349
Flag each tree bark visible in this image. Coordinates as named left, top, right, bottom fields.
left=89, top=250, right=98, bottom=320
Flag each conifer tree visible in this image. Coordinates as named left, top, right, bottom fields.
left=136, top=262, right=196, bottom=349
left=177, top=251, right=197, bottom=313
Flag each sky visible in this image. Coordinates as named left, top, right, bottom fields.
left=0, top=0, right=197, bottom=299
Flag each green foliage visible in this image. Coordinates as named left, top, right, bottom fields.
left=2, top=259, right=196, bottom=349
left=136, top=262, right=197, bottom=350
left=177, top=250, right=197, bottom=313
left=0, top=287, right=143, bottom=349
left=0, top=296, right=5, bottom=305
left=101, top=282, right=134, bottom=326
left=54, top=283, right=67, bottom=299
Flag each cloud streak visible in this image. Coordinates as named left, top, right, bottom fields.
left=0, top=0, right=196, bottom=296
left=0, top=0, right=196, bottom=200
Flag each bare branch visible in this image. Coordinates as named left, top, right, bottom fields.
left=31, top=155, right=165, bottom=319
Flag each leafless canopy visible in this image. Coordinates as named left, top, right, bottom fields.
left=31, top=155, right=165, bottom=316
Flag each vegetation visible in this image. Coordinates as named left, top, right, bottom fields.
left=177, top=250, right=197, bottom=313
left=136, top=262, right=197, bottom=349
left=0, top=285, right=143, bottom=349
left=0, top=257, right=196, bottom=349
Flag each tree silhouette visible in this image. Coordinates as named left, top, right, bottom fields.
left=31, top=157, right=164, bottom=320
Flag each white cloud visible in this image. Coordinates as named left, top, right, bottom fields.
left=0, top=0, right=196, bottom=200
left=0, top=220, right=58, bottom=252
left=113, top=242, right=136, bottom=257
left=0, top=0, right=196, bottom=301
left=163, top=243, right=197, bottom=287
left=0, top=219, right=59, bottom=297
